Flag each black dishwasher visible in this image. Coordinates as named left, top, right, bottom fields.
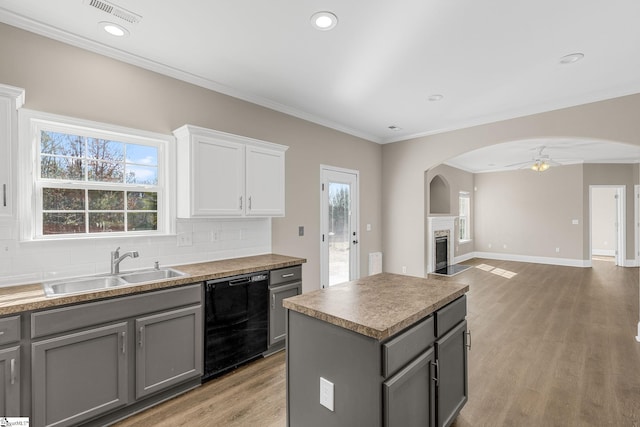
left=203, top=271, right=269, bottom=381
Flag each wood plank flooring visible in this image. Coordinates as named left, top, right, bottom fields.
left=114, top=259, right=640, bottom=427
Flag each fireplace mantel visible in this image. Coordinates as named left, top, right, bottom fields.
left=427, top=216, right=457, bottom=273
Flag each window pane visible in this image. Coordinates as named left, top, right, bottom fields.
left=127, top=192, right=157, bottom=210
left=87, top=138, right=124, bottom=162
left=88, top=160, right=124, bottom=182
left=125, top=165, right=158, bottom=185
left=41, top=156, right=85, bottom=180
left=41, top=131, right=84, bottom=157
left=43, top=213, right=85, bottom=235
left=126, top=144, right=158, bottom=165
left=88, top=190, right=124, bottom=210
left=89, top=213, right=125, bottom=232
left=128, top=212, right=157, bottom=231
left=43, top=188, right=85, bottom=210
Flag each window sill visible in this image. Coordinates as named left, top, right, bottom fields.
left=21, top=232, right=176, bottom=243
left=458, top=239, right=472, bottom=244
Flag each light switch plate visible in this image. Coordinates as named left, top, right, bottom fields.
left=320, top=377, right=334, bottom=411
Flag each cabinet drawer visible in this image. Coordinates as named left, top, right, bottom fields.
left=32, top=284, right=202, bottom=339
left=436, top=295, right=466, bottom=337
left=382, top=315, right=435, bottom=378
left=270, top=266, right=302, bottom=286
left=0, top=315, right=20, bottom=345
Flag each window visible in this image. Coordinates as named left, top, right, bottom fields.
left=459, top=191, right=471, bottom=242
left=21, top=110, right=174, bottom=239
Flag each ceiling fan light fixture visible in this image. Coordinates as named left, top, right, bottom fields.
left=559, top=52, right=584, bottom=65
left=428, top=94, right=444, bottom=102
left=311, top=12, right=338, bottom=31
left=531, top=161, right=550, bottom=172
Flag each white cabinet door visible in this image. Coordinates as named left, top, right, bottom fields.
left=0, top=85, right=24, bottom=219
left=190, top=136, right=245, bottom=217
left=246, top=146, right=285, bottom=216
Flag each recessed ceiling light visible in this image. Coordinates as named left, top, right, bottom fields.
left=99, top=21, right=129, bottom=37
left=310, top=11, right=338, bottom=31
left=559, top=53, right=584, bottom=65
left=428, top=94, right=444, bottom=102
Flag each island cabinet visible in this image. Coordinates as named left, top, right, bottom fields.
left=30, top=284, right=203, bottom=427
left=284, top=273, right=469, bottom=427
left=173, top=124, right=287, bottom=218
left=266, top=266, right=302, bottom=355
left=0, top=315, right=21, bottom=416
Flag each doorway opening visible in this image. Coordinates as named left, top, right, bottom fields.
left=589, top=185, right=625, bottom=266
left=320, top=166, right=359, bottom=288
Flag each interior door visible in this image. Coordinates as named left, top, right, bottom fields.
left=321, top=166, right=359, bottom=288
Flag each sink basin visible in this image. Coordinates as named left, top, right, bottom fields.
left=119, top=268, right=187, bottom=283
left=43, top=275, right=127, bottom=297
left=43, top=268, right=188, bottom=297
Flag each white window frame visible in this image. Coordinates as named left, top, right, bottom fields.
left=459, top=191, right=471, bottom=243
left=19, top=109, right=176, bottom=241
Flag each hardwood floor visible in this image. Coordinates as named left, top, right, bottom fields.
left=114, top=259, right=640, bottom=426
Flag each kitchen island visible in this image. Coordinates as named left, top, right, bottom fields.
left=284, top=272, right=469, bottom=427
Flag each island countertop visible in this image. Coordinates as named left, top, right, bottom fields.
left=283, top=272, right=468, bottom=340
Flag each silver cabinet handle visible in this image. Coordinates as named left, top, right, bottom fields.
left=2, top=184, right=6, bottom=207
left=281, top=273, right=294, bottom=278
left=466, top=329, right=472, bottom=351
left=248, top=196, right=252, bottom=210
left=139, top=326, right=144, bottom=347
left=10, top=358, right=15, bottom=385
left=432, top=360, right=439, bottom=386
left=121, top=331, right=126, bottom=354
left=239, top=196, right=243, bottom=210
left=272, top=294, right=275, bottom=310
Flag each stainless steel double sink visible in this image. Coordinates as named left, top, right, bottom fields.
left=43, top=268, right=188, bottom=297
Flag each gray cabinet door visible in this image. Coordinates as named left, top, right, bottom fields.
left=435, top=320, right=468, bottom=427
left=0, top=346, right=20, bottom=416
left=383, top=347, right=436, bottom=427
left=269, top=282, right=300, bottom=346
left=135, top=305, right=203, bottom=399
left=32, top=322, right=128, bottom=427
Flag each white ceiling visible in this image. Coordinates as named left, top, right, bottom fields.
left=1, top=0, right=640, bottom=150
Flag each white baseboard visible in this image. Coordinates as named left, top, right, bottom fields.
left=454, top=252, right=475, bottom=265
left=472, top=251, right=591, bottom=268
left=592, top=249, right=616, bottom=256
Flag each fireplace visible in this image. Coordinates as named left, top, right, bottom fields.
left=434, top=230, right=449, bottom=272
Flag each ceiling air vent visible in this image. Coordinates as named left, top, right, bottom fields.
left=85, top=0, right=142, bottom=24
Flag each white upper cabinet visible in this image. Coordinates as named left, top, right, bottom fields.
left=173, top=125, right=287, bottom=218
left=0, top=84, right=25, bottom=220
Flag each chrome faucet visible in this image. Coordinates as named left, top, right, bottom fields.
left=110, top=247, right=139, bottom=274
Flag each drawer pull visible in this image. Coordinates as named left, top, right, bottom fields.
left=281, top=273, right=295, bottom=278
left=121, top=331, right=126, bottom=354
left=139, top=326, right=144, bottom=347
left=2, top=184, right=6, bottom=207
left=239, top=196, right=243, bottom=210
left=432, top=360, right=439, bottom=386
left=10, top=358, right=15, bottom=385
left=272, top=294, right=276, bottom=310
left=248, top=196, right=252, bottom=210
left=466, top=330, right=472, bottom=351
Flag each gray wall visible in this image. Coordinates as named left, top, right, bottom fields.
left=0, top=23, right=382, bottom=291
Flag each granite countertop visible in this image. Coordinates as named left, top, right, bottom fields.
left=0, top=253, right=306, bottom=315
left=283, top=272, right=468, bottom=341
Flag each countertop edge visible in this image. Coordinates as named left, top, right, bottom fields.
left=0, top=254, right=306, bottom=315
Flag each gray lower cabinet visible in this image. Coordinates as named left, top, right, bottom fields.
left=30, top=284, right=203, bottom=427
left=32, top=323, right=128, bottom=427
left=435, top=320, right=468, bottom=427
left=269, top=282, right=300, bottom=346
left=135, top=306, right=202, bottom=399
left=383, top=347, right=436, bottom=427
left=0, top=346, right=21, bottom=417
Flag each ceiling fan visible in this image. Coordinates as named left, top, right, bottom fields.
left=506, top=146, right=561, bottom=172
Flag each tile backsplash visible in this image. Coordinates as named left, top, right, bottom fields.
left=0, top=218, right=271, bottom=287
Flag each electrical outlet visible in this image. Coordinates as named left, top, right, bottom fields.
left=488, top=243, right=492, bottom=249
left=503, top=244, right=507, bottom=249
left=320, top=377, right=334, bottom=411
left=402, top=266, right=407, bottom=274
left=366, top=223, right=372, bottom=231
left=572, top=219, right=579, bottom=225
left=556, top=247, right=560, bottom=253
left=177, top=232, right=193, bottom=247
left=298, top=226, right=304, bottom=236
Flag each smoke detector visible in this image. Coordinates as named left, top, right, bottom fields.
left=84, top=0, right=142, bottom=24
